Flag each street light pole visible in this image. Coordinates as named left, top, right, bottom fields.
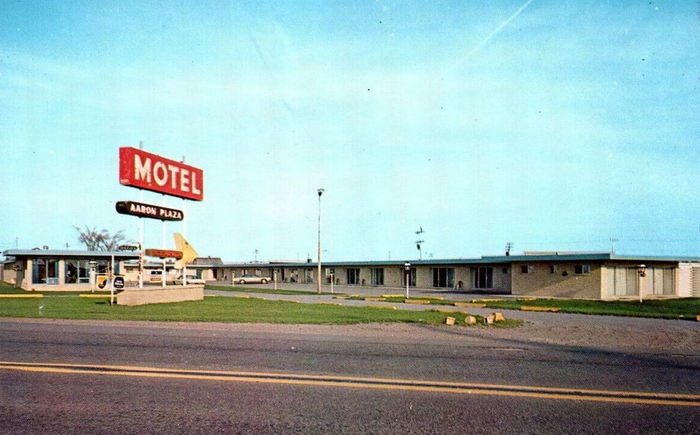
left=637, top=264, right=646, bottom=304
left=404, top=262, right=411, bottom=298
left=316, top=188, right=325, bottom=294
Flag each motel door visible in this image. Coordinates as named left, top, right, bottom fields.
left=606, top=267, right=639, bottom=297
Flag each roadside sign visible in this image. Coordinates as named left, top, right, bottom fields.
left=119, top=147, right=204, bottom=201
left=115, top=201, right=184, bottom=221
left=113, top=276, right=125, bottom=289
left=145, top=249, right=183, bottom=259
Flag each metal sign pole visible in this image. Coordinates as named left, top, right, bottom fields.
left=139, top=189, right=144, bottom=289
left=183, top=201, right=187, bottom=286
left=138, top=142, right=144, bottom=289
left=162, top=194, right=166, bottom=288
left=110, top=254, right=115, bottom=305
left=182, top=156, right=187, bottom=286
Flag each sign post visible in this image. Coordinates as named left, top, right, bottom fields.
left=111, top=276, right=124, bottom=305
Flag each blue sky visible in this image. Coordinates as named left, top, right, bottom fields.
left=1, top=0, right=698, bottom=261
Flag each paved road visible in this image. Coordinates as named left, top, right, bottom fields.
left=1, top=318, right=698, bottom=433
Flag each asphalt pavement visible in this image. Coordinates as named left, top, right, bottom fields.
left=1, top=317, right=698, bottom=433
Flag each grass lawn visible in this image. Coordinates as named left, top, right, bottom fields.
left=344, top=293, right=700, bottom=320
left=0, top=293, right=519, bottom=327
left=205, top=284, right=342, bottom=296
left=0, top=281, right=113, bottom=296
left=484, top=298, right=700, bottom=320
left=0, top=282, right=31, bottom=294
left=347, top=296, right=454, bottom=306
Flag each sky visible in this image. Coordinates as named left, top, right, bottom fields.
left=1, top=0, right=699, bottom=262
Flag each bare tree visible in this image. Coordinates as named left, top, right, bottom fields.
left=74, top=225, right=127, bottom=251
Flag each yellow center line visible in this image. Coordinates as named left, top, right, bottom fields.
left=1, top=361, right=698, bottom=407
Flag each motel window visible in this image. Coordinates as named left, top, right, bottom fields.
left=432, top=268, right=455, bottom=288
left=32, top=258, right=58, bottom=284
left=473, top=267, right=493, bottom=289
left=650, top=268, right=674, bottom=295
left=575, top=264, right=591, bottom=275
left=65, top=259, right=90, bottom=284
left=325, top=268, right=335, bottom=284
left=346, top=268, right=360, bottom=285
left=520, top=265, right=534, bottom=274
left=403, top=267, right=416, bottom=287
left=371, top=268, right=384, bottom=286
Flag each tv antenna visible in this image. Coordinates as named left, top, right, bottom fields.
left=505, top=242, right=513, bottom=256
left=415, top=226, right=425, bottom=260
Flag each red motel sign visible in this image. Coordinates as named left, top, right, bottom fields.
left=119, top=147, right=204, bottom=201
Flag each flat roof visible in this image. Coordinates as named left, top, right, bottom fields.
left=3, top=249, right=140, bottom=259
left=220, top=253, right=700, bottom=268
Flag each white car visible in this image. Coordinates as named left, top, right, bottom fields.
left=174, top=275, right=205, bottom=285
left=236, top=274, right=271, bottom=284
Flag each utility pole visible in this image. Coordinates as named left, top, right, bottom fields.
left=316, top=188, right=325, bottom=294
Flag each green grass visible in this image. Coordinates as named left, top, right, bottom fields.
left=0, top=282, right=30, bottom=294
left=484, top=298, right=700, bottom=320
left=348, top=296, right=455, bottom=306
left=0, top=294, right=520, bottom=327
left=343, top=291, right=700, bottom=320
left=0, top=281, right=113, bottom=296
left=205, top=284, right=343, bottom=296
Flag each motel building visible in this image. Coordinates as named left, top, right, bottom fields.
left=1, top=249, right=140, bottom=291
left=215, top=252, right=700, bottom=301
left=3, top=249, right=700, bottom=300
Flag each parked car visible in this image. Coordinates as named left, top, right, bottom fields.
left=236, top=274, right=271, bottom=284
left=174, top=274, right=205, bottom=285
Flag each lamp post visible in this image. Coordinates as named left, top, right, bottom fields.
left=404, top=262, right=411, bottom=298
left=637, top=264, right=646, bottom=303
left=316, top=188, right=325, bottom=294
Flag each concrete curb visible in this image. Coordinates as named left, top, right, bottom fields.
left=521, top=306, right=560, bottom=312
